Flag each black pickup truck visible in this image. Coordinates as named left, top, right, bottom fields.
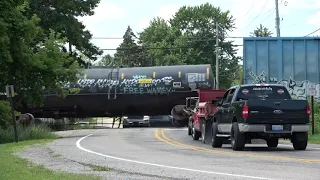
left=211, top=84, right=310, bottom=151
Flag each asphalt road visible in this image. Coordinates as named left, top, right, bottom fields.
left=50, top=128, right=320, bottom=180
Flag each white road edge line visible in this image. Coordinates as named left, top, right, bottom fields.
left=76, top=134, right=279, bottom=180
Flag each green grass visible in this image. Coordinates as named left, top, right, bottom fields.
left=0, top=124, right=57, bottom=144
left=309, top=133, right=320, bottom=144
left=0, top=139, right=100, bottom=180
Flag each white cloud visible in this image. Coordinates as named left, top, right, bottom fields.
left=78, top=2, right=126, bottom=22
left=155, top=4, right=180, bottom=21
left=137, top=4, right=179, bottom=31
left=307, top=11, right=320, bottom=25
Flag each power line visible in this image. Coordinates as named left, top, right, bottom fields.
left=304, top=28, right=320, bottom=37
left=260, top=9, right=274, bottom=24
left=238, top=0, right=257, bottom=22
left=243, top=0, right=269, bottom=29
left=99, top=45, right=243, bottom=51
left=91, top=36, right=245, bottom=40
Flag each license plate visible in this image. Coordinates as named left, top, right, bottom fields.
left=272, top=125, right=283, bottom=131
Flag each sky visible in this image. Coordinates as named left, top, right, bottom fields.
left=77, top=0, right=320, bottom=63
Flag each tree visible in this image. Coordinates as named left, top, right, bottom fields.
left=97, top=54, right=114, bottom=66
left=26, top=0, right=103, bottom=67
left=114, top=26, right=145, bottom=67
left=0, top=1, right=81, bottom=110
left=250, top=24, right=273, bottom=37
left=138, top=3, right=241, bottom=88
left=138, top=17, right=186, bottom=66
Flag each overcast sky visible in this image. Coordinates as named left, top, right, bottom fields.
left=77, top=0, right=320, bottom=60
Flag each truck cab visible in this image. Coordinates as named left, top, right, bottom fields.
left=211, top=84, right=310, bottom=151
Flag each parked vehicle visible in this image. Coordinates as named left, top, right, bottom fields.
left=190, top=84, right=310, bottom=151
left=122, top=116, right=151, bottom=128
left=149, top=115, right=174, bottom=127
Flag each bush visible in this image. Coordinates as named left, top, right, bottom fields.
left=308, top=97, right=320, bottom=134
left=0, top=101, right=13, bottom=129
left=0, top=124, right=57, bottom=144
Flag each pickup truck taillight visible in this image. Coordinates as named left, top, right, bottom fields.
left=307, top=105, right=310, bottom=118
left=242, top=105, right=249, bottom=118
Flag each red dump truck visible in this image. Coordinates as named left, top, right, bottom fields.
left=183, top=89, right=226, bottom=143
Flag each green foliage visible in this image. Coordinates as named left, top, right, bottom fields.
left=0, top=101, right=20, bottom=130
left=114, top=26, right=145, bottom=67
left=26, top=0, right=103, bottom=66
left=0, top=124, right=56, bottom=144
left=250, top=24, right=273, bottom=37
left=136, top=3, right=241, bottom=89
left=97, top=54, right=114, bottom=66
left=0, top=101, right=12, bottom=129
left=308, top=97, right=320, bottom=134
left=231, top=64, right=244, bottom=86
left=0, top=1, right=84, bottom=108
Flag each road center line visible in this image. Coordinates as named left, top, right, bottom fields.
left=162, top=129, right=320, bottom=151
left=76, top=133, right=277, bottom=180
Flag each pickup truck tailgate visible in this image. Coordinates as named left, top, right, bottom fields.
left=246, top=99, right=309, bottom=124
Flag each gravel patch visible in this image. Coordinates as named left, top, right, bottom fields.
left=13, top=130, right=177, bottom=180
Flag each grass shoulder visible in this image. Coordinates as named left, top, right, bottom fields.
left=0, top=138, right=100, bottom=180
left=309, top=133, right=320, bottom=144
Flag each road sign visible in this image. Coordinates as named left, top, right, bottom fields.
left=5, top=85, right=14, bottom=98
left=249, top=71, right=266, bottom=84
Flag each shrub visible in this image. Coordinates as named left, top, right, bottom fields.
left=0, top=124, right=57, bottom=144
left=308, top=97, right=320, bottom=134
left=0, top=101, right=13, bottom=129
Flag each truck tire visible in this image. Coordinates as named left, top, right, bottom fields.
left=211, top=122, right=223, bottom=148
left=231, top=122, right=246, bottom=151
left=191, top=121, right=201, bottom=140
left=201, top=122, right=206, bottom=144
left=188, top=117, right=192, bottom=136
left=292, top=132, right=308, bottom=150
left=266, top=138, right=279, bottom=148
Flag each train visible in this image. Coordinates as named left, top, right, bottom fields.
left=18, top=64, right=216, bottom=126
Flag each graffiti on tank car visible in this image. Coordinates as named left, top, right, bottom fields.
left=120, top=79, right=138, bottom=87
left=74, top=75, right=177, bottom=94
left=121, top=86, right=174, bottom=95
left=77, top=79, right=118, bottom=89
left=133, top=75, right=147, bottom=79
left=147, top=87, right=173, bottom=95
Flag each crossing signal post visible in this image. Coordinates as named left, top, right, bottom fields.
left=6, top=85, right=18, bottom=143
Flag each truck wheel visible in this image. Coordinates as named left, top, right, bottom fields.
left=201, top=122, right=206, bottom=144
left=188, top=117, right=192, bottom=135
left=292, top=132, right=308, bottom=150
left=211, top=122, right=223, bottom=148
left=231, top=122, right=246, bottom=151
left=266, top=138, right=279, bottom=148
left=191, top=121, right=201, bottom=140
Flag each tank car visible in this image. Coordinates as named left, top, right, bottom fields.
left=19, top=64, right=215, bottom=126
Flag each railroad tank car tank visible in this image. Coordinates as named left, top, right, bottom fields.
left=20, top=64, right=215, bottom=124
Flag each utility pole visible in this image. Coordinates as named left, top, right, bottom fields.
left=215, top=22, right=219, bottom=90
left=275, top=0, right=281, bottom=37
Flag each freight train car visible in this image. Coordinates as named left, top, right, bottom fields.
left=19, top=64, right=215, bottom=126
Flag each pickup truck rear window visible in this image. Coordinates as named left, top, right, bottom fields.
left=236, top=86, right=291, bottom=101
